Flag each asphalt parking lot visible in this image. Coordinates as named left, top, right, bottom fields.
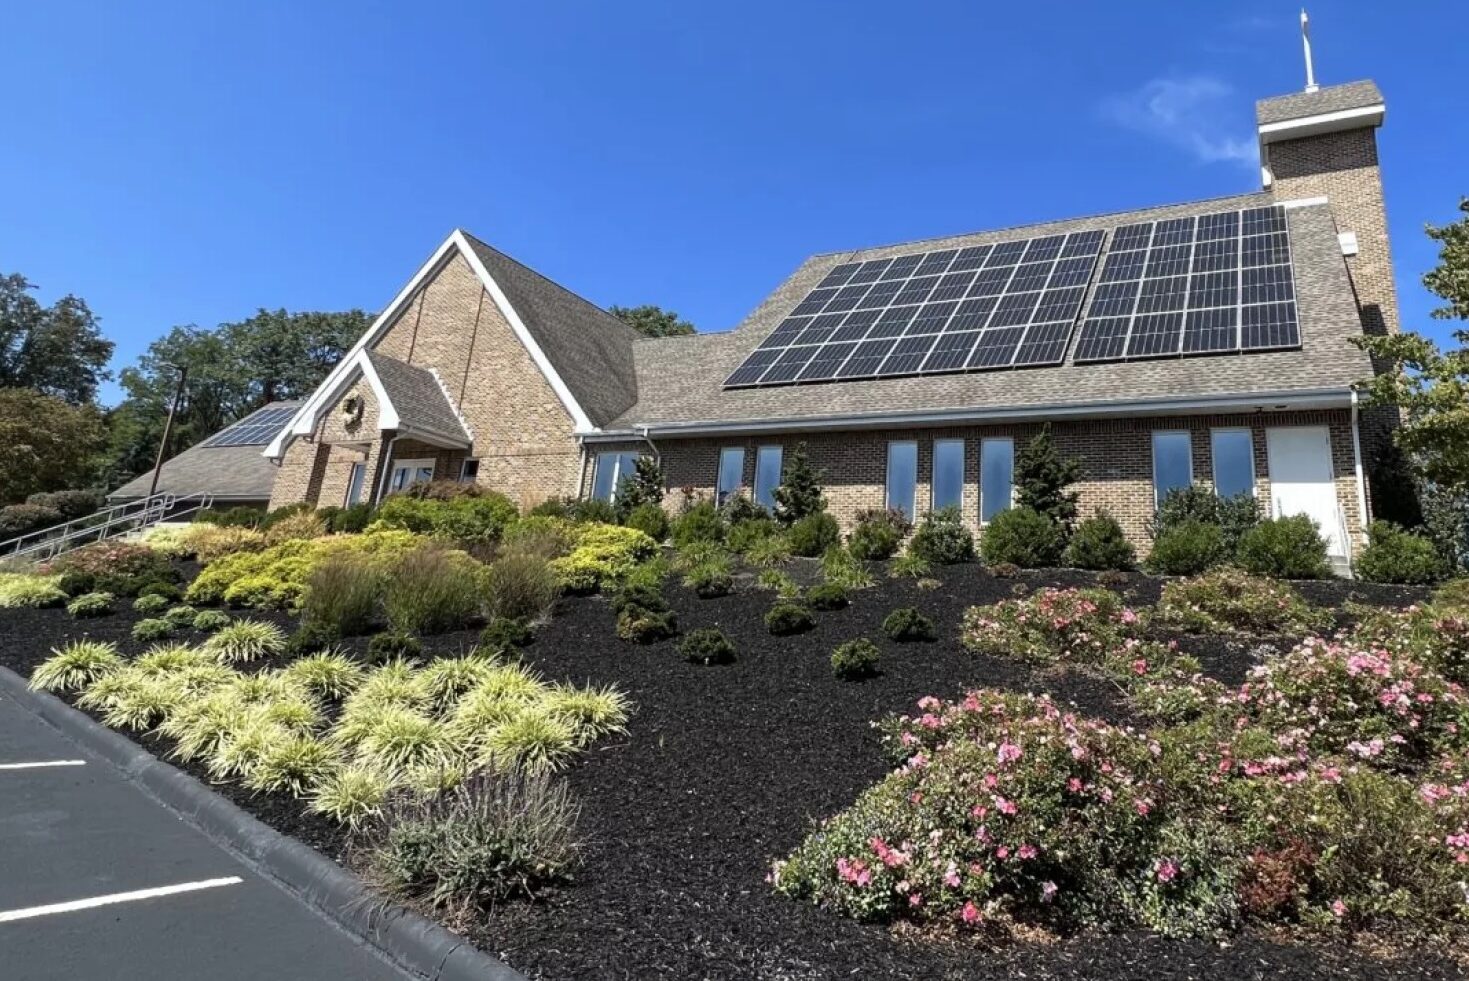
left=0, top=688, right=413, bottom=981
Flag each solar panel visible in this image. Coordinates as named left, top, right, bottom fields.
left=201, top=405, right=300, bottom=448
left=1073, top=205, right=1299, bottom=363
left=724, top=229, right=1105, bottom=388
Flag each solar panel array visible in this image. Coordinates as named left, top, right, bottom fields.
left=201, top=404, right=300, bottom=448
left=1073, top=205, right=1299, bottom=362
left=724, top=229, right=1106, bottom=387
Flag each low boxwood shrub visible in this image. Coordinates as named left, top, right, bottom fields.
left=980, top=507, right=1064, bottom=568
left=765, top=601, right=814, bottom=636
left=788, top=512, right=840, bottom=558
left=367, top=629, right=423, bottom=664
left=66, top=591, right=114, bottom=618
left=133, top=593, right=170, bottom=615
left=831, top=638, right=880, bottom=680
left=679, top=628, right=736, bottom=666
left=162, top=604, right=199, bottom=628
left=881, top=607, right=936, bottom=642
left=847, top=509, right=909, bottom=561
left=1064, top=510, right=1136, bottom=571
left=622, top=502, right=670, bottom=543
left=1145, top=520, right=1227, bottom=576
left=1354, top=521, right=1447, bottom=585
left=1155, top=567, right=1332, bottom=635
left=1235, top=515, right=1331, bottom=580
left=383, top=545, right=483, bottom=635
left=192, top=609, right=232, bottom=633
left=131, top=618, right=174, bottom=643
left=907, top=507, right=974, bottom=565
left=615, top=605, right=677, bottom=643
left=479, top=616, right=533, bottom=654
left=806, top=582, right=849, bottom=611
left=671, top=501, right=725, bottom=547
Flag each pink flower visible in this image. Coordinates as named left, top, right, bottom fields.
left=997, top=740, right=1023, bottom=765
left=943, top=864, right=961, bottom=888
left=1121, top=608, right=1139, bottom=625
left=1131, top=659, right=1149, bottom=676
left=1135, top=799, right=1152, bottom=816
left=1067, top=777, right=1084, bottom=793
left=908, top=892, right=923, bottom=907
left=1041, top=880, right=1058, bottom=902
left=960, top=901, right=981, bottom=925
left=1018, top=844, right=1037, bottom=860
left=994, top=796, right=1018, bottom=816
left=1331, top=899, right=1348, bottom=919
left=1155, top=860, right=1179, bottom=883
left=996, top=845, right=1011, bottom=860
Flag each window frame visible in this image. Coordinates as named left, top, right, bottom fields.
left=979, top=437, right=1015, bottom=525
left=885, top=440, right=919, bottom=520
left=344, top=461, right=367, bottom=506
left=389, top=458, right=435, bottom=494
left=458, top=458, right=480, bottom=484
left=1151, top=430, right=1194, bottom=508
left=930, top=438, right=966, bottom=513
left=753, top=445, right=783, bottom=510
left=592, top=451, right=640, bottom=502
left=716, top=446, right=746, bottom=506
left=1209, top=428, right=1256, bottom=500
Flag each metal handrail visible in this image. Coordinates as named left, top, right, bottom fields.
left=1, top=492, right=214, bottom=562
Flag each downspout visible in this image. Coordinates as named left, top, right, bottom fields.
left=1349, top=388, right=1369, bottom=531
left=636, top=425, right=660, bottom=464
left=372, top=434, right=404, bottom=506
left=576, top=438, right=590, bottom=500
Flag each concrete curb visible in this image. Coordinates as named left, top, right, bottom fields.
left=0, top=666, right=527, bottom=981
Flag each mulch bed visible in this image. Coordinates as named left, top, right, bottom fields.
left=1, top=562, right=1461, bottom=981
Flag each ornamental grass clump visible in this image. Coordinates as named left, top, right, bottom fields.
left=310, top=766, right=390, bottom=827
left=820, top=545, right=874, bottom=589
left=383, top=545, right=484, bottom=635
left=961, top=587, right=1136, bottom=663
left=421, top=654, right=500, bottom=711
left=482, top=707, right=578, bottom=773
left=203, top=619, right=287, bottom=663
left=30, top=640, right=123, bottom=693
left=244, top=733, right=341, bottom=796
left=0, top=573, right=67, bottom=609
left=483, top=547, right=560, bottom=622
left=301, top=551, right=384, bottom=637
left=543, top=684, right=630, bottom=745
left=282, top=651, right=365, bottom=700
left=1155, top=567, right=1332, bottom=636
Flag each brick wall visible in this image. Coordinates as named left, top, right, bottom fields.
left=588, top=409, right=1367, bottom=557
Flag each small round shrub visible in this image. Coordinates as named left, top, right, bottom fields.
left=66, top=591, right=114, bottom=618
left=133, top=593, right=170, bottom=615
left=623, top=502, right=670, bottom=543
left=162, top=604, right=199, bottom=628
left=286, top=621, right=339, bottom=657
left=612, top=581, right=668, bottom=617
left=1354, top=521, right=1447, bottom=585
left=567, top=497, right=617, bottom=524
left=57, top=570, right=97, bottom=597
left=679, top=628, right=736, bottom=665
left=847, top=509, right=907, bottom=561
left=806, top=582, right=849, bottom=611
left=192, top=609, right=232, bottom=633
left=137, top=581, right=182, bottom=602
left=686, top=564, right=734, bottom=599
left=367, top=629, right=423, bottom=664
left=616, top=605, right=677, bottom=643
left=882, top=606, right=937, bottom=642
left=1065, top=511, right=1136, bottom=571
left=765, top=601, right=814, bottom=636
left=479, top=616, right=533, bottom=654
left=27, top=489, right=103, bottom=520
left=908, top=507, right=974, bottom=565
left=788, top=513, right=840, bottom=558
left=980, top=507, right=1065, bottom=568
left=131, top=618, right=174, bottom=643
left=1145, top=520, right=1227, bottom=576
left=671, top=501, right=724, bottom=547
left=1235, top=515, right=1331, bottom=580
left=831, top=638, right=880, bottom=680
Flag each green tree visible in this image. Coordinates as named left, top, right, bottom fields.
left=0, top=273, right=114, bottom=405
left=608, top=304, right=696, bottom=338
left=614, top=456, right=666, bottom=515
left=772, top=443, right=826, bottom=524
left=1014, top=424, right=1083, bottom=533
left=0, top=388, right=106, bottom=503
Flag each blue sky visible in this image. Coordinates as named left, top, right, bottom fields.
left=2, top=1, right=1462, bottom=406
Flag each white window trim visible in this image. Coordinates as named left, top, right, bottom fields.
left=716, top=447, right=746, bottom=505
left=885, top=440, right=919, bottom=518
left=1209, top=428, right=1256, bottom=499
left=979, top=437, right=1014, bottom=526
left=389, top=458, right=436, bottom=493
left=930, top=438, right=965, bottom=513
left=754, top=445, right=783, bottom=509
left=593, top=452, right=639, bottom=502
left=459, top=458, right=480, bottom=483
left=1151, top=431, right=1194, bottom=508
left=344, top=462, right=367, bottom=507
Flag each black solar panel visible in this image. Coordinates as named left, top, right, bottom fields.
left=724, top=228, right=1105, bottom=387
left=1072, top=204, right=1299, bottom=364
left=201, top=405, right=300, bottom=448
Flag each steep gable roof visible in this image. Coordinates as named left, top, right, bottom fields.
left=362, top=350, right=471, bottom=445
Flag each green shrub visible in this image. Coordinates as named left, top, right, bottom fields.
left=756, top=569, right=801, bottom=598
left=614, top=588, right=677, bottom=642
left=30, top=639, right=122, bottom=693
left=882, top=607, right=936, bottom=642
left=484, top=548, right=560, bottom=622
left=1152, top=486, right=1261, bottom=553
left=611, top=581, right=668, bottom=617
left=1354, top=521, right=1448, bottom=584
left=1065, top=511, right=1136, bottom=571
left=327, top=503, right=373, bottom=534
left=744, top=532, right=792, bottom=568
left=788, top=513, right=840, bottom=558
left=847, top=509, right=908, bottom=561
left=685, top=563, right=734, bottom=599
left=726, top=516, right=778, bottom=553
left=131, top=618, right=174, bottom=643
left=477, top=616, right=531, bottom=655
left=47, top=540, right=177, bottom=596
left=566, top=497, right=617, bottom=523
left=502, top=516, right=577, bottom=559
left=889, top=552, right=931, bottom=579
left=1015, top=424, right=1082, bottom=532
left=671, top=501, right=724, bottom=547
left=806, top=582, right=849, bottom=611
left=367, top=629, right=423, bottom=664
left=301, top=551, right=384, bottom=637
left=0, top=503, right=62, bottom=539
left=980, top=507, right=1065, bottom=567
left=194, top=506, right=265, bottom=528
left=137, top=580, right=182, bottom=601
left=66, top=591, right=114, bottom=618
left=162, top=604, right=198, bottom=628
left=547, top=523, right=657, bottom=594
left=375, top=492, right=518, bottom=544
left=192, top=609, right=232, bottom=633
left=133, top=593, right=170, bottom=615
left=55, top=569, right=96, bottom=597
left=1155, top=567, right=1332, bottom=635
left=383, top=546, right=484, bottom=635
left=908, top=507, right=974, bottom=565
left=1236, top=515, right=1331, bottom=580
left=286, top=621, right=339, bottom=657
left=679, top=628, right=736, bottom=665
left=1146, top=520, right=1228, bottom=576
left=27, top=489, right=103, bottom=519
left=186, top=530, right=423, bottom=608
left=622, top=502, right=669, bottom=543
left=765, top=601, right=814, bottom=636
left=830, top=638, right=880, bottom=680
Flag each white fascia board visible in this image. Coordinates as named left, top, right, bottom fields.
left=1257, top=104, right=1384, bottom=144
left=1278, top=196, right=1329, bottom=209
left=451, top=230, right=595, bottom=433
left=580, top=388, right=1354, bottom=441
left=354, top=351, right=401, bottom=430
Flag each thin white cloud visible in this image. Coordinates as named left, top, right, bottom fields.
left=1100, top=76, right=1257, bottom=169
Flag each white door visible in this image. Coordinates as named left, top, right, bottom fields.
left=1265, top=427, right=1344, bottom=557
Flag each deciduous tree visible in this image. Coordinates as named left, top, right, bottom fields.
left=608, top=304, right=696, bottom=338
left=0, top=273, right=113, bottom=405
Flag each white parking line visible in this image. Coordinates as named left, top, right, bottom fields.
left=0, top=760, right=87, bottom=771
left=0, top=877, right=244, bottom=923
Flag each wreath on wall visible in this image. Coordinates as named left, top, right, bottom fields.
left=340, top=394, right=365, bottom=428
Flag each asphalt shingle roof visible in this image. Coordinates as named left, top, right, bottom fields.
left=608, top=192, right=1373, bottom=431
left=108, top=400, right=302, bottom=502
left=364, top=350, right=470, bottom=444
left=1256, top=80, right=1383, bottom=126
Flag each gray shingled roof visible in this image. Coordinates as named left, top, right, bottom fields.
left=364, top=350, right=470, bottom=444
left=607, top=193, right=1373, bottom=431
left=462, top=233, right=640, bottom=427
left=108, top=400, right=301, bottom=502
left=1256, top=80, right=1383, bottom=126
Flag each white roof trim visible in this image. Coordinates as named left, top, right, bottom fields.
left=264, top=230, right=593, bottom=458
left=1278, top=195, right=1329, bottom=209
left=354, top=351, right=401, bottom=430
left=1258, top=103, right=1384, bottom=144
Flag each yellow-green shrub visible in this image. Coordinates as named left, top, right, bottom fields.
left=186, top=530, right=424, bottom=608
left=548, top=523, right=657, bottom=593
left=0, top=572, right=67, bottom=609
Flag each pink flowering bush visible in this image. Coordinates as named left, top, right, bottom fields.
left=1154, top=567, right=1332, bottom=636
left=1343, top=602, right=1469, bottom=687
left=960, top=587, right=1140, bottom=663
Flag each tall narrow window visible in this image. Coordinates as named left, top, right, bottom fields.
left=931, top=439, right=965, bottom=513
left=459, top=458, right=480, bottom=484
left=1210, top=429, right=1255, bottom=499
left=886, top=441, right=918, bottom=520
left=980, top=438, right=1014, bottom=523
left=754, top=445, right=783, bottom=510
left=592, top=451, right=639, bottom=502
left=345, top=462, right=366, bottom=506
left=1152, top=431, right=1193, bottom=507
left=716, top=447, right=746, bottom=506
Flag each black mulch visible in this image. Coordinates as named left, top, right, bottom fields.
left=1, top=563, right=1459, bottom=981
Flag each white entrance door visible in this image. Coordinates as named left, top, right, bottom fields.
left=1265, top=427, right=1344, bottom=557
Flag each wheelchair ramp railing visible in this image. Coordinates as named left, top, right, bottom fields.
left=0, top=492, right=214, bottom=563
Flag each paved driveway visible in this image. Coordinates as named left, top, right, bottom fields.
left=0, top=689, right=413, bottom=981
